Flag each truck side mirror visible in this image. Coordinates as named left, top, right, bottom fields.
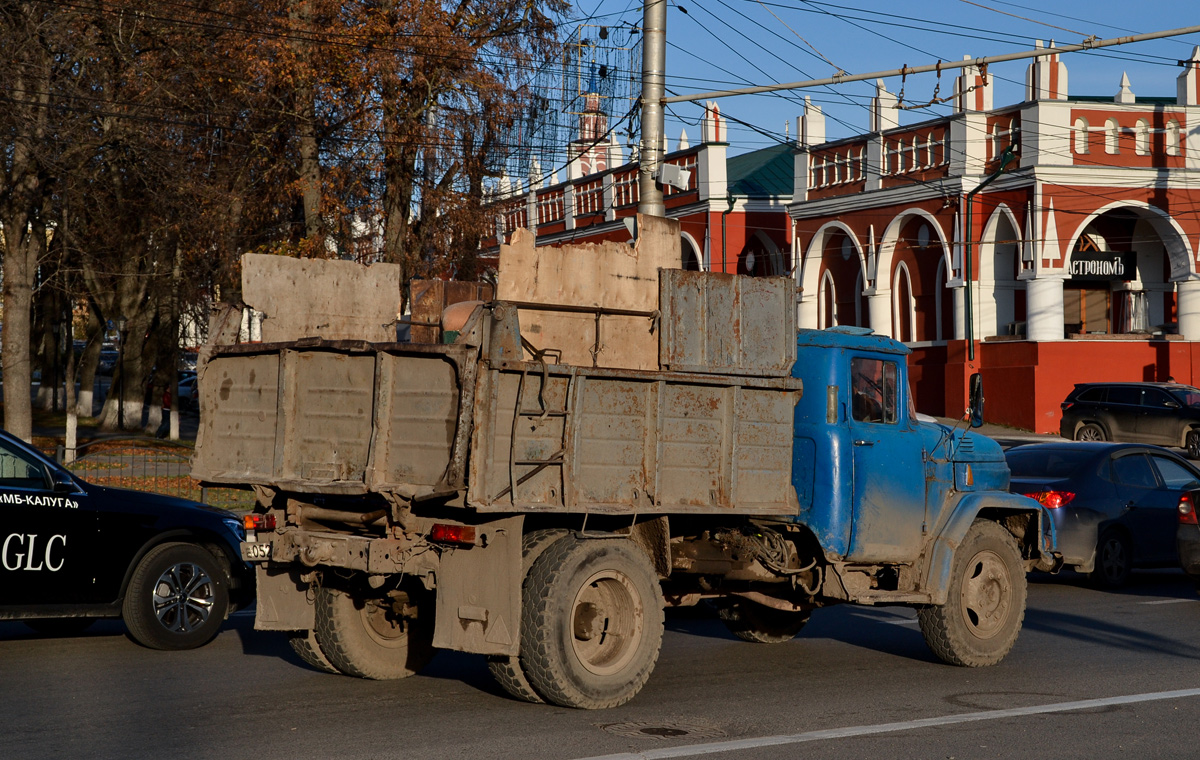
left=968, top=373, right=984, bottom=428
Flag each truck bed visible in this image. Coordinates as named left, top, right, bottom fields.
left=192, top=339, right=802, bottom=516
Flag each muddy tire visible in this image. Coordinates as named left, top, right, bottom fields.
left=716, top=599, right=810, bottom=644
left=1075, top=423, right=1106, bottom=442
left=288, top=630, right=340, bottom=674
left=488, top=529, right=570, bottom=704
left=1089, top=528, right=1132, bottom=589
left=918, top=520, right=1026, bottom=667
left=519, top=537, right=664, bottom=709
left=314, top=586, right=436, bottom=680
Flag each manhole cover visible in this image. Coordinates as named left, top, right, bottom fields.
left=600, top=721, right=727, bottom=740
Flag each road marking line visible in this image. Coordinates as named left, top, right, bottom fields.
left=573, top=688, right=1200, bottom=760
left=1140, top=599, right=1198, bottom=605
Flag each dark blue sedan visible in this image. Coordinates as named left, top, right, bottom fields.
left=1005, top=442, right=1200, bottom=588
left=0, top=430, right=252, bottom=648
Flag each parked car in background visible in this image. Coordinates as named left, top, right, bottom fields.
left=1006, top=441, right=1200, bottom=587
left=0, top=429, right=252, bottom=648
left=175, top=372, right=198, bottom=411
left=1060, top=382, right=1200, bottom=458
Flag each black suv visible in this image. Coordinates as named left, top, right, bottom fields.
left=1060, top=382, right=1200, bottom=458
left=0, top=429, right=252, bottom=648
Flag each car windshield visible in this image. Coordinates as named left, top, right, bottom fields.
left=1170, top=387, right=1200, bottom=407
left=1005, top=448, right=1093, bottom=479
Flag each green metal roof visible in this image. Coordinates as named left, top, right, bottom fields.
left=726, top=143, right=794, bottom=198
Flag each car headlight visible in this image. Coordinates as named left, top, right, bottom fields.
left=223, top=517, right=246, bottom=541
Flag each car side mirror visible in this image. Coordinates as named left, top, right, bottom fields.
left=50, top=469, right=77, bottom=493
left=1166, top=401, right=1181, bottom=408
left=968, top=373, right=985, bottom=428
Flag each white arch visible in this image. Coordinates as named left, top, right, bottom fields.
left=978, top=204, right=1023, bottom=339
left=752, top=229, right=784, bottom=276
left=874, top=208, right=952, bottom=296
left=800, top=220, right=866, bottom=309
left=1063, top=200, right=1196, bottom=282
left=680, top=231, right=705, bottom=271
left=819, top=270, right=837, bottom=329
left=892, top=261, right=916, bottom=342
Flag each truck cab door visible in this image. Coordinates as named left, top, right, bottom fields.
left=0, top=441, right=96, bottom=607
left=846, top=356, right=928, bottom=562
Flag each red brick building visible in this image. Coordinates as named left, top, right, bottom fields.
left=487, top=45, right=1200, bottom=434
left=792, top=45, right=1200, bottom=432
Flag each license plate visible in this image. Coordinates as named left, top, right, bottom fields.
left=241, top=541, right=272, bottom=561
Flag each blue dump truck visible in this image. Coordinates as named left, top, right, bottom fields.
left=192, top=260, right=1057, bottom=710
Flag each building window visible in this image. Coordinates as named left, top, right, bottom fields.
left=820, top=270, right=837, bottom=328
left=1104, top=119, right=1119, bottom=155
left=1073, top=118, right=1090, bottom=154
left=1134, top=120, right=1150, bottom=155
left=1167, top=120, right=1181, bottom=156
left=893, top=261, right=915, bottom=342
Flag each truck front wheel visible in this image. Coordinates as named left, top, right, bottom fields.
left=520, top=537, right=664, bottom=709
left=314, top=586, right=436, bottom=679
left=918, top=520, right=1026, bottom=667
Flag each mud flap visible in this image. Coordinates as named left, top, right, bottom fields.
left=432, top=515, right=522, bottom=656
left=254, top=564, right=316, bottom=631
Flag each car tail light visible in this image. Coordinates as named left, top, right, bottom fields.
left=1061, top=401, right=1074, bottom=411
left=1179, top=493, right=1199, bottom=525
left=243, top=513, right=277, bottom=531
left=1029, top=491, right=1076, bottom=509
left=431, top=523, right=477, bottom=546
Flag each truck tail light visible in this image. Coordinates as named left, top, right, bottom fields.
left=244, top=513, right=277, bottom=531
left=1179, top=493, right=1198, bottom=525
left=1030, top=491, right=1075, bottom=509
left=431, top=523, right=476, bottom=546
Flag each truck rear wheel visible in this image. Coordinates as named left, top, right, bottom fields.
left=716, top=599, right=810, bottom=644
left=519, top=537, right=664, bottom=709
left=314, top=586, right=436, bottom=680
left=918, top=520, right=1026, bottom=667
left=288, top=630, right=340, bottom=674
left=488, top=529, right=570, bottom=704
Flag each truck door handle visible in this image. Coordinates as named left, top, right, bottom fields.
left=853, top=439, right=874, bottom=447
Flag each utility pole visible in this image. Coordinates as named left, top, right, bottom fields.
left=638, top=0, right=666, bottom=217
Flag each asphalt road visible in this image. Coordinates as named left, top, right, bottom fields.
left=3, top=570, right=1199, bottom=760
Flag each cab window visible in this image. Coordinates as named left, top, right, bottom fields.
left=851, top=357, right=898, bottom=424
left=0, top=441, right=48, bottom=490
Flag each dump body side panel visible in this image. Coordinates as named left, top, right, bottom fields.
left=466, top=363, right=801, bottom=515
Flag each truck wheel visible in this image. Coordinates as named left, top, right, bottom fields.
left=918, top=520, right=1026, bottom=667
left=715, top=599, right=810, bottom=644
left=288, top=630, right=340, bottom=674
left=122, top=542, right=230, bottom=650
left=314, top=586, right=436, bottom=680
left=520, top=537, right=664, bottom=709
left=487, top=529, right=570, bottom=704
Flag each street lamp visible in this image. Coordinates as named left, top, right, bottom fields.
left=116, top=316, right=127, bottom=430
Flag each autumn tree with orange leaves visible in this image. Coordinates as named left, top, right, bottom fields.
left=0, top=0, right=567, bottom=438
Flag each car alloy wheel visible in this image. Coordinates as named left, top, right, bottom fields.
left=153, top=560, right=217, bottom=633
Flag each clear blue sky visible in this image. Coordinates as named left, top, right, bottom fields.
left=564, top=0, right=1200, bottom=156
